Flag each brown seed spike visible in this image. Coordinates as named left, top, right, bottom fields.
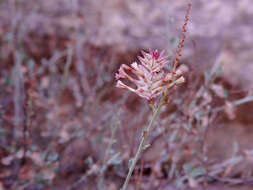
left=172, top=2, right=191, bottom=73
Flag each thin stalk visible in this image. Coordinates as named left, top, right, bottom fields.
left=120, top=98, right=164, bottom=190
left=98, top=117, right=119, bottom=189
left=120, top=76, right=180, bottom=190
left=212, top=95, right=253, bottom=113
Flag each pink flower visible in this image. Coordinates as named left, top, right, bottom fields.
left=115, top=49, right=185, bottom=101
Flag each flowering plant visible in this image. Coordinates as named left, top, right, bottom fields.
left=115, top=49, right=185, bottom=101
left=116, top=3, right=191, bottom=190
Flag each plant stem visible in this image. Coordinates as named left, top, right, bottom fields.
left=212, top=95, right=253, bottom=113
left=120, top=99, right=164, bottom=190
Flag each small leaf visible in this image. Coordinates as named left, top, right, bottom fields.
left=215, top=66, right=223, bottom=76
left=111, top=139, right=117, bottom=145
left=183, top=123, right=190, bottom=131
left=225, top=101, right=236, bottom=120
left=204, top=70, right=211, bottom=82
left=183, top=163, right=192, bottom=174
left=108, top=153, right=121, bottom=165
left=47, top=152, right=58, bottom=162
left=194, top=111, right=204, bottom=120
left=128, top=158, right=134, bottom=168
left=169, top=129, right=179, bottom=143
left=143, top=144, right=150, bottom=150
left=211, top=84, right=226, bottom=98
left=85, top=157, right=94, bottom=166
left=223, top=89, right=229, bottom=98
left=189, top=167, right=206, bottom=178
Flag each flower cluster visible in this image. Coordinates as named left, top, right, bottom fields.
left=115, top=49, right=185, bottom=101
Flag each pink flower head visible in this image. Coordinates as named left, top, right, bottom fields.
left=151, top=49, right=160, bottom=59
left=115, top=49, right=185, bottom=100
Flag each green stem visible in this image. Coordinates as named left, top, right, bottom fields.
left=120, top=99, right=164, bottom=190
left=120, top=77, right=179, bottom=190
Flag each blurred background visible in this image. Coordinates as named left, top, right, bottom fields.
left=1, top=0, right=253, bottom=189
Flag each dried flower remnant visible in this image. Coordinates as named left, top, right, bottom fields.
left=172, top=2, right=191, bottom=73
left=115, top=49, right=185, bottom=101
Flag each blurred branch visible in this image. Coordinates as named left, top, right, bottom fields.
left=60, top=46, right=73, bottom=92
left=212, top=95, right=253, bottom=113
